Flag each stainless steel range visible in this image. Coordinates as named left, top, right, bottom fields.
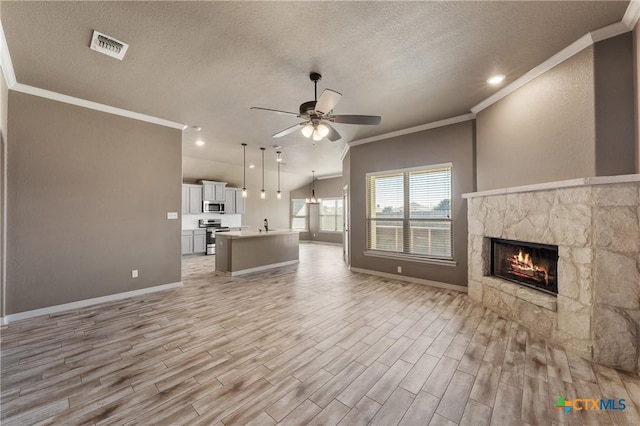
left=198, top=219, right=230, bottom=255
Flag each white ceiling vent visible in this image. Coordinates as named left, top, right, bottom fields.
left=89, top=30, right=129, bottom=60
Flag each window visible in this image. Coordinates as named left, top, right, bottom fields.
left=320, top=198, right=344, bottom=232
left=367, top=163, right=453, bottom=260
left=291, top=199, right=308, bottom=231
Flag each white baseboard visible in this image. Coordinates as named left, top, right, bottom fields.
left=1, top=281, right=183, bottom=324
left=350, top=267, right=468, bottom=293
left=301, top=240, right=343, bottom=247
left=230, top=260, right=299, bottom=276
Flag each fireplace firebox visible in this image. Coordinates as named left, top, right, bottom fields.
left=491, top=238, right=558, bottom=295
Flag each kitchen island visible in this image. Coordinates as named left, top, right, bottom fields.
left=215, top=230, right=299, bottom=276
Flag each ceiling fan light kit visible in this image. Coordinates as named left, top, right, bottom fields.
left=251, top=72, right=381, bottom=143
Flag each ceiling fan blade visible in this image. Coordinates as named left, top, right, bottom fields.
left=250, top=106, right=298, bottom=116
left=314, top=89, right=342, bottom=115
left=329, top=115, right=382, bottom=125
left=273, top=122, right=306, bottom=138
left=323, top=122, right=342, bottom=142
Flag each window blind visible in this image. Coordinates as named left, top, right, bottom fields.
left=367, top=165, right=453, bottom=260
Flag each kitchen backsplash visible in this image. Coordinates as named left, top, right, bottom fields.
left=182, top=213, right=243, bottom=229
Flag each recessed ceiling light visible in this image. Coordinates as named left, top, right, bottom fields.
left=249, top=164, right=255, bottom=169
left=487, top=75, right=505, bottom=85
left=195, top=140, right=205, bottom=146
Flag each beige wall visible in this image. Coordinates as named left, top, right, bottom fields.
left=476, top=47, right=596, bottom=191
left=1, top=69, right=7, bottom=316
left=348, top=121, right=475, bottom=287
left=182, top=156, right=308, bottom=232
left=6, top=92, right=182, bottom=314
left=477, top=34, right=636, bottom=191
left=290, top=176, right=344, bottom=244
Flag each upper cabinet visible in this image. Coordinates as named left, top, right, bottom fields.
left=182, top=184, right=203, bottom=214
left=225, top=188, right=245, bottom=214
left=201, top=180, right=226, bottom=202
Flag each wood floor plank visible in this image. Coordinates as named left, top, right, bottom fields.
left=398, top=390, right=439, bottom=426
left=366, top=359, right=413, bottom=404
left=369, top=387, right=415, bottom=426
left=337, top=396, right=382, bottom=426
left=435, top=370, right=476, bottom=423
left=469, top=361, right=502, bottom=408
left=422, top=356, right=459, bottom=398
left=459, top=399, right=492, bottom=426
left=278, top=399, right=322, bottom=425
left=336, top=361, right=389, bottom=408
left=309, top=362, right=366, bottom=408
left=490, top=383, right=522, bottom=426
left=521, top=375, right=550, bottom=425
left=308, top=399, right=351, bottom=426
left=399, top=352, right=439, bottom=395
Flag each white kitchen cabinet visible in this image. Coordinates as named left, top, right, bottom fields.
left=193, top=230, right=206, bottom=253
left=182, top=229, right=207, bottom=255
left=224, top=188, right=245, bottom=214
left=181, top=231, right=194, bottom=255
left=202, top=181, right=226, bottom=202
left=182, top=184, right=203, bottom=214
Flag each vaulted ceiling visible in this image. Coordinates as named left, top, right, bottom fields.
left=1, top=1, right=629, bottom=176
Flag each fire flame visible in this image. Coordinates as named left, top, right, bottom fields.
left=510, top=249, right=549, bottom=285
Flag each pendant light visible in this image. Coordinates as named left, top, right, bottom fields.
left=241, top=143, right=248, bottom=198
left=276, top=151, right=282, bottom=199
left=260, top=147, right=266, bottom=199
left=306, top=170, right=321, bottom=204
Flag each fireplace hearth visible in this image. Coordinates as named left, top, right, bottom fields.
left=491, top=238, right=558, bottom=295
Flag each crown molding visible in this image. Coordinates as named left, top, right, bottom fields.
left=317, top=173, right=342, bottom=180
left=12, top=83, right=185, bottom=130
left=623, top=0, right=640, bottom=29
left=590, top=21, right=631, bottom=42
left=0, top=21, right=17, bottom=88
left=348, top=113, right=476, bottom=148
left=339, top=143, right=350, bottom=161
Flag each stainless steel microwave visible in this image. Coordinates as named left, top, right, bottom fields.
left=203, top=201, right=225, bottom=213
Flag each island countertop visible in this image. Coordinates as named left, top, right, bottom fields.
left=217, top=230, right=299, bottom=239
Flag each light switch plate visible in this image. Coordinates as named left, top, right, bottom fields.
left=167, top=212, right=178, bottom=219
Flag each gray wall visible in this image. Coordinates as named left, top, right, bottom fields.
left=290, top=176, right=344, bottom=244
left=1, top=70, right=7, bottom=317
left=594, top=33, right=635, bottom=176
left=6, top=91, right=182, bottom=314
left=348, top=121, right=475, bottom=287
left=477, top=34, right=636, bottom=191
left=476, top=47, right=596, bottom=191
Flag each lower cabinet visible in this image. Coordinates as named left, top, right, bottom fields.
left=182, top=229, right=206, bottom=255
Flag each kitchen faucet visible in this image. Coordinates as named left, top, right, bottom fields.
left=264, top=218, right=269, bottom=232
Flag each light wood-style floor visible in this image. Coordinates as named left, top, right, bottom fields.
left=2, top=243, right=639, bottom=425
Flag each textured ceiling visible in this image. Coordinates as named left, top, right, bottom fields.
left=1, top=1, right=629, bottom=176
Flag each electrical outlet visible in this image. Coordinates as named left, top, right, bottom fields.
left=132, top=269, right=138, bottom=278
left=167, top=212, right=178, bottom=219
left=397, top=266, right=402, bottom=273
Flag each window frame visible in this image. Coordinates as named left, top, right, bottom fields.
left=319, top=197, right=344, bottom=233
left=365, top=162, right=455, bottom=265
left=290, top=198, right=309, bottom=231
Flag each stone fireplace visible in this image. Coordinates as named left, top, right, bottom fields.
left=464, top=175, right=640, bottom=372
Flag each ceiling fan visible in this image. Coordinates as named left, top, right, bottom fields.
left=250, top=72, right=381, bottom=142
